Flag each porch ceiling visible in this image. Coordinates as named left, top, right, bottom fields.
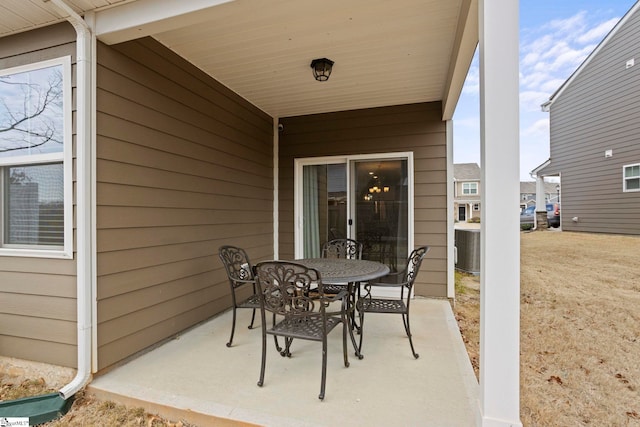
left=3, top=0, right=478, bottom=119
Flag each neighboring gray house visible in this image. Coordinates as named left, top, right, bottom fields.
left=454, top=163, right=481, bottom=222
left=520, top=181, right=559, bottom=210
left=537, top=1, right=640, bottom=235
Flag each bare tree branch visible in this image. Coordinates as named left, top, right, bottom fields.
left=0, top=68, right=64, bottom=154
left=0, top=129, right=57, bottom=153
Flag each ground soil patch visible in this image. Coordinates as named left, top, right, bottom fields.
left=1, top=372, right=194, bottom=426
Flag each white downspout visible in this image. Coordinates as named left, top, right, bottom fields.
left=445, top=120, right=455, bottom=299
left=48, top=0, right=94, bottom=400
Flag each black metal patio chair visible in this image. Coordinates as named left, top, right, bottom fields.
left=218, top=245, right=260, bottom=347
left=320, top=238, right=366, bottom=358
left=356, top=246, right=430, bottom=359
left=321, top=238, right=363, bottom=260
left=320, top=238, right=363, bottom=293
left=254, top=261, right=350, bottom=400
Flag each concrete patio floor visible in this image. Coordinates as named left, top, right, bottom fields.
left=89, top=298, right=479, bottom=426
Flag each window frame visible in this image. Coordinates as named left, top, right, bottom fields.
left=462, top=182, right=478, bottom=195
left=0, top=56, right=73, bottom=259
left=623, top=163, right=640, bottom=193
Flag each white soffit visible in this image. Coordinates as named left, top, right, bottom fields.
left=2, top=0, right=476, bottom=120
left=151, top=0, right=469, bottom=118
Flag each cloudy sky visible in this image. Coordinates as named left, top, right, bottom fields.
left=453, top=0, right=638, bottom=181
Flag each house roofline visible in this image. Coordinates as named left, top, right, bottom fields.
left=530, top=158, right=551, bottom=177
left=541, top=1, right=640, bottom=110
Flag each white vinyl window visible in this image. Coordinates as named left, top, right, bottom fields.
left=623, top=164, right=640, bottom=192
left=0, top=57, right=72, bottom=258
left=463, top=182, right=478, bottom=195
left=473, top=203, right=480, bottom=211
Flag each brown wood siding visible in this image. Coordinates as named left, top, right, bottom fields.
left=278, top=103, right=448, bottom=297
left=0, top=23, right=78, bottom=368
left=547, top=8, right=640, bottom=234
left=96, top=38, right=273, bottom=370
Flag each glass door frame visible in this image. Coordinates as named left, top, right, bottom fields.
left=293, top=152, right=414, bottom=261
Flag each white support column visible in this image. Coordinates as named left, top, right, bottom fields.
left=478, top=0, right=522, bottom=426
left=535, top=175, right=546, bottom=228
left=535, top=177, right=546, bottom=211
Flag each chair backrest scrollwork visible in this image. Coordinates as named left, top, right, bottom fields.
left=255, top=261, right=324, bottom=318
left=404, top=246, right=430, bottom=285
left=219, top=245, right=254, bottom=288
left=321, top=238, right=363, bottom=260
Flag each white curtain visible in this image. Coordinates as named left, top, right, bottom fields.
left=303, top=166, right=320, bottom=258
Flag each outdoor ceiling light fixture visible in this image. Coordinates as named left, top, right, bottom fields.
left=310, top=58, right=334, bottom=81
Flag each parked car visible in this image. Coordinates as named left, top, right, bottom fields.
left=520, top=204, right=560, bottom=228
left=548, top=203, right=560, bottom=228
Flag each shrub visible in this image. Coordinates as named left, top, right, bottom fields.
left=467, top=217, right=480, bottom=223
left=521, top=224, right=534, bottom=231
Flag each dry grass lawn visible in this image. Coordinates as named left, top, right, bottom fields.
left=454, top=230, right=640, bottom=426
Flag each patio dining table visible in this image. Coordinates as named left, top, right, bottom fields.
left=296, top=258, right=390, bottom=285
left=295, top=258, right=390, bottom=358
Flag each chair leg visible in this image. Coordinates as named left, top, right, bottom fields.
left=281, top=337, right=293, bottom=357
left=344, top=284, right=363, bottom=359
left=353, top=285, right=363, bottom=334
left=257, top=329, right=267, bottom=387
left=342, top=315, right=350, bottom=368
left=319, top=338, right=327, bottom=400
left=271, top=313, right=285, bottom=354
left=357, top=308, right=365, bottom=356
left=273, top=335, right=293, bottom=357
left=403, top=312, right=419, bottom=359
left=273, top=336, right=282, bottom=352
left=349, top=284, right=363, bottom=338
left=402, top=312, right=410, bottom=336
left=248, top=308, right=256, bottom=329
left=226, top=307, right=237, bottom=347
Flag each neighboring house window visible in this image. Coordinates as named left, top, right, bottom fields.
left=0, top=57, right=72, bottom=258
left=462, top=182, right=478, bottom=195
left=473, top=203, right=480, bottom=211
left=623, top=164, right=640, bottom=192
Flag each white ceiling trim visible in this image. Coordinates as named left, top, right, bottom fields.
left=94, top=0, right=235, bottom=44
left=442, top=0, right=478, bottom=120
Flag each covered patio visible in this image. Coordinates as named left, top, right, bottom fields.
left=89, top=298, right=478, bottom=426
left=0, top=1, right=521, bottom=425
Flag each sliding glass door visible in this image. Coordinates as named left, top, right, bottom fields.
left=352, top=158, right=408, bottom=272
left=296, top=153, right=412, bottom=273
